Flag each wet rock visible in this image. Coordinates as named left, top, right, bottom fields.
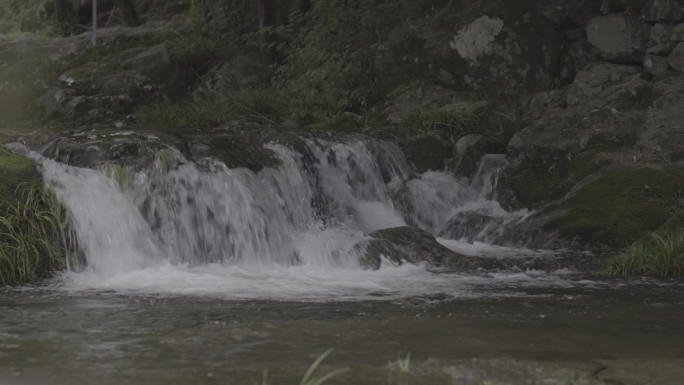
left=452, top=134, right=501, bottom=177
left=643, top=0, right=684, bottom=21
left=357, top=226, right=484, bottom=270
left=398, top=134, right=451, bottom=173
left=37, top=130, right=178, bottom=169
left=644, top=54, right=670, bottom=74
left=586, top=15, right=650, bottom=63
left=667, top=41, right=684, bottom=70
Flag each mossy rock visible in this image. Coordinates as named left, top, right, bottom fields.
left=0, top=147, right=41, bottom=200
left=398, top=134, right=452, bottom=172
left=545, top=166, right=684, bottom=249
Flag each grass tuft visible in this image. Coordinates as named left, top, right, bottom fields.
left=0, top=184, right=71, bottom=285
left=607, top=231, right=684, bottom=277
left=299, top=349, right=348, bottom=385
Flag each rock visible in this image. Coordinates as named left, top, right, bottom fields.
left=646, top=42, right=675, bottom=56
left=644, top=54, right=670, bottom=74
left=566, top=1, right=602, bottom=30
left=643, top=0, right=684, bottom=21
left=572, top=62, right=640, bottom=99
left=355, top=226, right=504, bottom=270
left=544, top=165, right=684, bottom=248
left=449, top=15, right=505, bottom=66
left=378, top=0, right=565, bottom=100
left=586, top=15, right=650, bottom=63
left=119, top=44, right=170, bottom=74
left=452, top=134, right=501, bottom=177
left=398, top=134, right=452, bottom=173
left=672, top=23, right=684, bottom=40
left=649, top=23, right=674, bottom=46
left=600, top=0, right=631, bottom=13
left=538, top=0, right=570, bottom=27
left=667, top=42, right=684, bottom=70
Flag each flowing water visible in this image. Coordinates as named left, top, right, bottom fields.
left=2, top=133, right=683, bottom=384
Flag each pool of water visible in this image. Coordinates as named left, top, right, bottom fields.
left=1, top=275, right=682, bottom=385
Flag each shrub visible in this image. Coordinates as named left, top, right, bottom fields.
left=607, top=231, right=684, bottom=277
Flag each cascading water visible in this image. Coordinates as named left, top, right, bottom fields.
left=12, top=136, right=538, bottom=299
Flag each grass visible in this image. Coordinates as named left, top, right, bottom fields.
left=0, top=184, right=71, bottom=285
left=607, top=231, right=684, bottom=277
left=389, top=353, right=411, bottom=374
left=138, top=91, right=285, bottom=130
left=258, top=349, right=348, bottom=385
left=400, top=101, right=510, bottom=143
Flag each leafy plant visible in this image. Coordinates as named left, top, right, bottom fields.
left=0, top=184, right=71, bottom=285
left=607, top=231, right=684, bottom=277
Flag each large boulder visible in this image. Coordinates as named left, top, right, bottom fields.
left=377, top=0, right=565, bottom=100
left=586, top=15, right=650, bottom=63
left=668, top=42, right=684, bottom=71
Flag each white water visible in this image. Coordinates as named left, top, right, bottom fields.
left=12, top=138, right=566, bottom=300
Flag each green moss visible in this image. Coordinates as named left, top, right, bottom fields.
left=0, top=147, right=41, bottom=199
left=546, top=166, right=684, bottom=248
left=101, top=164, right=135, bottom=189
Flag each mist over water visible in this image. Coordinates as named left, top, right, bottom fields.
left=18, top=137, right=554, bottom=300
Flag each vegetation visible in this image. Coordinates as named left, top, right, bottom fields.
left=0, top=184, right=71, bottom=285
left=399, top=101, right=514, bottom=143
left=139, top=91, right=285, bottom=130
left=608, top=231, right=684, bottom=277
left=258, top=349, right=347, bottom=385
left=545, top=166, right=684, bottom=249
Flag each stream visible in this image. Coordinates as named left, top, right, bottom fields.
left=1, top=130, right=683, bottom=384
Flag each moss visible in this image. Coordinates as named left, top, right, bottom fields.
left=546, top=166, right=684, bottom=249
left=0, top=147, right=41, bottom=199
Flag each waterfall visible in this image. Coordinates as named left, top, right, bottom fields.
left=11, top=136, right=529, bottom=289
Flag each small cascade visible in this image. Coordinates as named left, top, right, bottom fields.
left=16, top=134, right=530, bottom=281
left=435, top=154, right=529, bottom=243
